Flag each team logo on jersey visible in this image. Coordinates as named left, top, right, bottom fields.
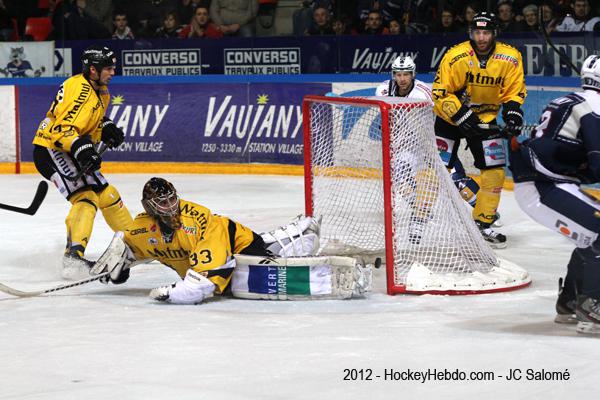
left=148, top=237, right=158, bottom=245
left=150, top=224, right=158, bottom=232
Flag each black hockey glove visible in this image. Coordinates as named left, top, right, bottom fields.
left=99, top=268, right=130, bottom=285
left=502, top=101, right=524, bottom=137
left=71, top=136, right=101, bottom=171
left=451, top=105, right=486, bottom=138
left=100, top=117, right=125, bottom=149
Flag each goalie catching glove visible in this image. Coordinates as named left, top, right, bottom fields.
left=100, top=117, right=125, bottom=148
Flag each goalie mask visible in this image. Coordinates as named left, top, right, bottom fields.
left=142, top=177, right=182, bottom=230
left=581, top=54, right=600, bottom=91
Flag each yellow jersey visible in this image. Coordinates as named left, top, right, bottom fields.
left=432, top=40, right=526, bottom=124
left=32, top=73, right=109, bottom=152
left=124, top=200, right=256, bottom=293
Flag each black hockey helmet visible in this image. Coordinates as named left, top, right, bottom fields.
left=469, top=12, right=498, bottom=37
left=142, top=177, right=182, bottom=229
left=81, top=45, right=116, bottom=76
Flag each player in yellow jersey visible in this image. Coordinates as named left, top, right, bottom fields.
left=32, top=45, right=133, bottom=279
left=432, top=12, right=526, bottom=249
left=94, top=177, right=322, bottom=304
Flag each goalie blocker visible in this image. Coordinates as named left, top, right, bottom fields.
left=232, top=255, right=372, bottom=300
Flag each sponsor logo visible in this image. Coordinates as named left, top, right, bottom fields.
left=64, top=83, right=91, bottom=122
left=148, top=237, right=158, bottom=245
left=130, top=227, right=148, bottom=236
left=448, top=52, right=469, bottom=67
left=465, top=71, right=505, bottom=86
left=150, top=224, right=157, bottom=232
left=148, top=246, right=190, bottom=260
left=484, top=141, right=505, bottom=161
left=121, top=49, right=201, bottom=76
left=181, top=224, right=197, bottom=235
left=224, top=48, right=300, bottom=75
left=493, top=53, right=518, bottom=66
left=352, top=48, right=418, bottom=72
left=105, top=95, right=168, bottom=153
left=203, top=94, right=303, bottom=155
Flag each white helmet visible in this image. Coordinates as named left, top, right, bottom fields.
left=391, top=56, right=416, bottom=78
left=581, top=54, right=600, bottom=91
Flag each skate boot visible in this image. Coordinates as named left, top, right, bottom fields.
left=491, top=212, right=503, bottom=228
left=554, top=278, right=577, bottom=324
left=576, top=295, right=600, bottom=335
left=62, top=245, right=94, bottom=280
left=475, top=220, right=507, bottom=249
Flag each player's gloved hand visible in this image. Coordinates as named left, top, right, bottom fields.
left=71, top=136, right=101, bottom=171
left=149, top=283, right=175, bottom=302
left=100, top=117, right=125, bottom=148
left=451, top=105, right=486, bottom=138
left=502, top=101, right=524, bottom=137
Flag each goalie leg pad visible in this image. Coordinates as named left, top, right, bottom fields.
left=90, top=231, right=137, bottom=283
left=260, top=215, right=321, bottom=257
left=231, top=254, right=372, bottom=300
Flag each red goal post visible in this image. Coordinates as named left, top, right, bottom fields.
left=302, top=95, right=531, bottom=295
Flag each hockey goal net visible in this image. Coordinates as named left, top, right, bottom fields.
left=303, top=95, right=531, bottom=295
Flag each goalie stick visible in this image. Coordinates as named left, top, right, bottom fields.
left=0, top=271, right=109, bottom=298
left=0, top=181, right=48, bottom=216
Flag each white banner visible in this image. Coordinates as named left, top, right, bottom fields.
left=0, top=42, right=54, bottom=78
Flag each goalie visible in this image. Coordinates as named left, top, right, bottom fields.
left=92, top=177, right=371, bottom=304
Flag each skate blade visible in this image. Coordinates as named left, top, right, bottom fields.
left=554, top=314, right=577, bottom=324
left=576, top=321, right=600, bottom=334
left=487, top=241, right=508, bottom=250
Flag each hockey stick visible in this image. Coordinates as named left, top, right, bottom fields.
left=0, top=181, right=48, bottom=216
left=538, top=8, right=579, bottom=76
left=0, top=271, right=109, bottom=298
left=61, top=143, right=108, bottom=182
left=478, top=123, right=538, bottom=132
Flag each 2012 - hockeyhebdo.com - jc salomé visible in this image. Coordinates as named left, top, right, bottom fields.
left=342, top=368, right=571, bottom=382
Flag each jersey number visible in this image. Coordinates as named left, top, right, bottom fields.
left=190, top=250, right=212, bottom=266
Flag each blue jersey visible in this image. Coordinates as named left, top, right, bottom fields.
left=510, top=90, right=600, bottom=184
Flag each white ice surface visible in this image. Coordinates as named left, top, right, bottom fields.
left=0, top=174, right=597, bottom=400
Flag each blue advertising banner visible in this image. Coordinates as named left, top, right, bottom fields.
left=54, top=32, right=598, bottom=78
left=19, top=82, right=330, bottom=165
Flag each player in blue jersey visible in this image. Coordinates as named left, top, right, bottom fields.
left=509, top=54, right=600, bottom=335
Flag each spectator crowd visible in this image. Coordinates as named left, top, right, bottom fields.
left=0, top=0, right=599, bottom=42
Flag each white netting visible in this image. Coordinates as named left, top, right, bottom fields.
left=305, top=96, right=530, bottom=294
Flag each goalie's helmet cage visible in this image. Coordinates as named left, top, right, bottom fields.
left=81, top=45, right=116, bottom=76
left=581, top=54, right=600, bottom=91
left=142, top=177, right=181, bottom=229
left=302, top=95, right=531, bottom=295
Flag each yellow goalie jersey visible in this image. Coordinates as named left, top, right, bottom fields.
left=124, top=200, right=256, bottom=294
left=432, top=41, right=526, bottom=124
left=33, top=73, right=109, bottom=152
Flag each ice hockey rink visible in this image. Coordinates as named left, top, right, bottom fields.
left=0, top=173, right=597, bottom=399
